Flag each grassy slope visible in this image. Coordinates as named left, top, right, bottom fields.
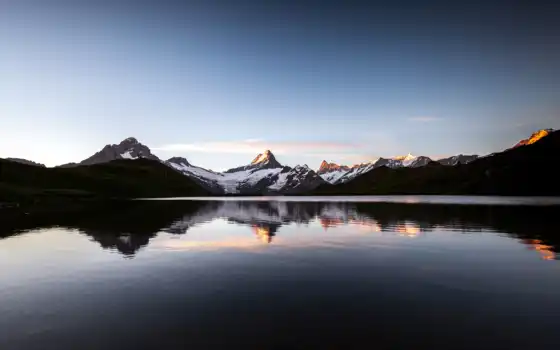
left=310, top=130, right=560, bottom=196
left=0, top=158, right=209, bottom=203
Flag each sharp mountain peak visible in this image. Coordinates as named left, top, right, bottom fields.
left=121, top=137, right=139, bottom=144
left=251, top=149, right=277, bottom=165
left=318, top=160, right=350, bottom=174
left=393, top=153, right=415, bottom=161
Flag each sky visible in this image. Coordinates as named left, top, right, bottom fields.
left=1, top=0, right=559, bottom=170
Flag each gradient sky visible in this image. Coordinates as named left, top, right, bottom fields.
left=1, top=0, right=559, bottom=170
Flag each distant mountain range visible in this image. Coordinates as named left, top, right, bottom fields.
left=311, top=129, right=559, bottom=196
left=1, top=128, right=557, bottom=198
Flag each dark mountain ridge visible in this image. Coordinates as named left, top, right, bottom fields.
left=0, top=157, right=210, bottom=204
left=5, top=158, right=46, bottom=167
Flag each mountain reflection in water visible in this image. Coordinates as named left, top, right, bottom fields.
left=2, top=198, right=560, bottom=350
left=1, top=199, right=558, bottom=260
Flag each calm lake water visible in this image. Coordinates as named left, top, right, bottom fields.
left=1, top=196, right=560, bottom=349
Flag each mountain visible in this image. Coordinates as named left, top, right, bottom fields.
left=54, top=137, right=320, bottom=195
left=334, top=162, right=378, bottom=184
left=0, top=157, right=210, bottom=204
left=5, top=158, right=46, bottom=167
left=437, top=154, right=478, bottom=166
left=232, top=162, right=326, bottom=195
left=318, top=161, right=351, bottom=173
left=320, top=159, right=400, bottom=185
left=317, top=161, right=351, bottom=182
left=392, top=154, right=434, bottom=168
left=309, top=129, right=560, bottom=196
left=11, top=129, right=556, bottom=197
left=510, top=129, right=552, bottom=149
left=267, top=165, right=326, bottom=194
left=166, top=157, right=226, bottom=194
left=318, top=154, right=437, bottom=185
left=168, top=151, right=284, bottom=194
left=317, top=161, right=351, bottom=184
left=224, top=150, right=282, bottom=173
left=59, top=137, right=160, bottom=167
left=393, top=153, right=416, bottom=165
left=407, top=156, right=433, bottom=168
left=168, top=150, right=325, bottom=195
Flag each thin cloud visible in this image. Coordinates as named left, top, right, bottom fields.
left=304, top=153, right=380, bottom=166
left=243, top=138, right=264, bottom=143
left=154, top=140, right=360, bottom=155
left=408, top=117, right=441, bottom=122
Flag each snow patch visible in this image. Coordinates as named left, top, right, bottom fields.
left=397, top=153, right=417, bottom=167
left=120, top=151, right=137, bottom=160
left=269, top=171, right=290, bottom=190
left=169, top=159, right=284, bottom=194
left=241, top=168, right=283, bottom=186
left=320, top=169, right=347, bottom=184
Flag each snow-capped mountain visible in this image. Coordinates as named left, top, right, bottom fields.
left=409, top=156, right=433, bottom=167
left=59, top=137, right=322, bottom=194
left=59, top=137, right=159, bottom=167
left=267, top=164, right=326, bottom=194
left=319, top=154, right=432, bottom=184
left=167, top=151, right=289, bottom=194
left=46, top=129, right=555, bottom=194
left=437, top=154, right=478, bottom=166
left=393, top=153, right=416, bottom=166
left=166, top=157, right=226, bottom=194
left=405, top=155, right=433, bottom=168
left=48, top=135, right=483, bottom=192
left=167, top=150, right=325, bottom=194
left=317, top=161, right=351, bottom=184
left=392, top=154, right=434, bottom=168
left=333, top=161, right=379, bottom=184
left=224, top=150, right=282, bottom=173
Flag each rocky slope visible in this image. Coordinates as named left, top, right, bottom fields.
left=437, top=154, right=478, bottom=166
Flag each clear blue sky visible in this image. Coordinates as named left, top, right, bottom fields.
left=1, top=0, right=558, bottom=170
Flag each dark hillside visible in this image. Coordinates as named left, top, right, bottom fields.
left=0, top=158, right=209, bottom=204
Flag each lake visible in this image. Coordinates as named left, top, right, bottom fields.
left=1, top=196, right=560, bottom=349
